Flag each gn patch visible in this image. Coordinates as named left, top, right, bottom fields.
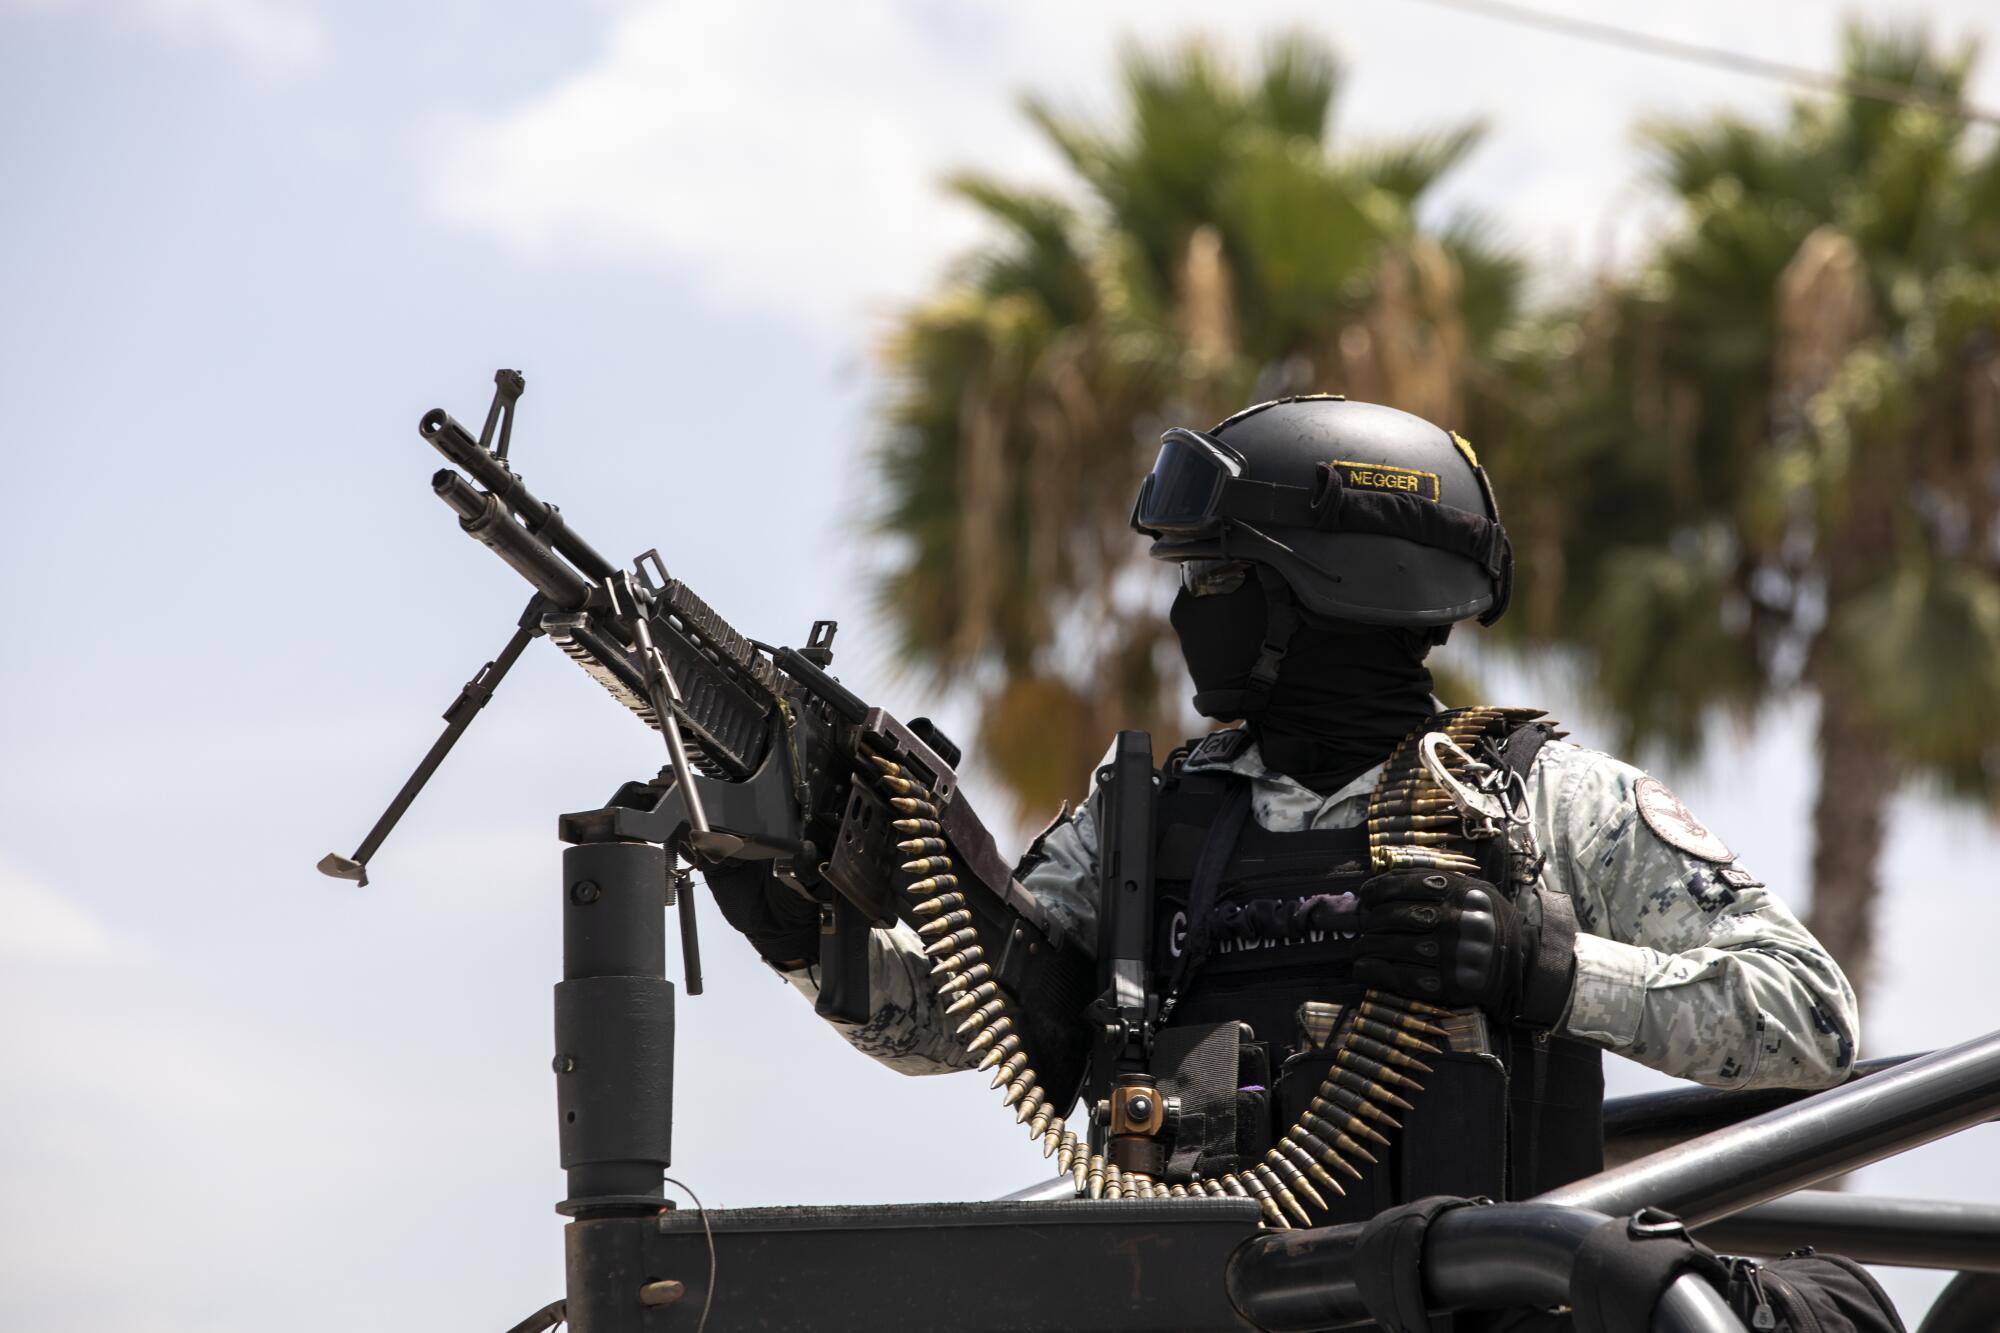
left=1188, top=727, right=1252, bottom=767
left=1633, top=776, right=1734, bottom=863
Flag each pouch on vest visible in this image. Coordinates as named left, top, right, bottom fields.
left=1399, top=1047, right=1508, bottom=1204
left=1153, top=1021, right=1243, bottom=1181
left=1507, top=1029, right=1606, bottom=1194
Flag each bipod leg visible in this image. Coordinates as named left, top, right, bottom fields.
left=318, top=597, right=544, bottom=886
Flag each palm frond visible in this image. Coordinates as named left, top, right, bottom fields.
left=1582, top=530, right=1766, bottom=760
left=1831, top=17, right=1977, bottom=171
left=1349, top=121, right=1487, bottom=204
left=1252, top=31, right=1342, bottom=143
left=1212, top=135, right=1397, bottom=359
left=1829, top=556, right=2000, bottom=767
left=1434, top=211, right=1527, bottom=351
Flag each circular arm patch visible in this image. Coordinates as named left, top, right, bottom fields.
left=1632, top=776, right=1734, bottom=863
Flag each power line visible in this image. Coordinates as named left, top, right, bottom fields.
left=1399, top=0, right=2000, bottom=129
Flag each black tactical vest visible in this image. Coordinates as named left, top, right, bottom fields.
left=1142, top=717, right=1605, bottom=1222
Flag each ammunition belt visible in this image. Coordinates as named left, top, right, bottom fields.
left=1367, top=705, right=1547, bottom=876
left=862, top=710, right=1541, bottom=1229
left=858, top=749, right=1073, bottom=1162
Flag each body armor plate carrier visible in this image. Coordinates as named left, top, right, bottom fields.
left=1133, top=708, right=1603, bottom=1223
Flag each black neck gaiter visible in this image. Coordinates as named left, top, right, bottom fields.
left=1170, top=570, right=1438, bottom=794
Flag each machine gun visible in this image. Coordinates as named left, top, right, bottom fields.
left=322, top=369, right=1092, bottom=1143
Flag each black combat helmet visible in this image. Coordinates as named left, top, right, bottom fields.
left=1130, top=394, right=1511, bottom=628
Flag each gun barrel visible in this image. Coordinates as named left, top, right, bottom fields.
left=420, top=409, right=617, bottom=581
left=433, top=469, right=591, bottom=609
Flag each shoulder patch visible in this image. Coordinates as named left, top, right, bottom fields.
left=1188, top=728, right=1251, bottom=768
left=1633, top=776, right=1734, bottom=863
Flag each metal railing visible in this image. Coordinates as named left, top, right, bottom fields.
left=1224, top=1027, right=2000, bottom=1331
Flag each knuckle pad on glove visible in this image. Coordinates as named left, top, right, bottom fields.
left=1362, top=877, right=1450, bottom=905
left=1362, top=935, right=1441, bottom=965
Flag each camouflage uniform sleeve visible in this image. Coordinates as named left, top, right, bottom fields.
left=778, top=923, right=979, bottom=1076
left=1017, top=793, right=1103, bottom=956
left=1530, top=742, right=1859, bottom=1090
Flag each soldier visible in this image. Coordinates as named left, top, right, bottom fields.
left=709, top=395, right=1859, bottom=1214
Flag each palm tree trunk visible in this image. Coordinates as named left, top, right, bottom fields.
left=1804, top=679, right=1894, bottom=1012
left=1776, top=228, right=1884, bottom=1016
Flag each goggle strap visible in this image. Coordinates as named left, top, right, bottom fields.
left=1478, top=527, right=1515, bottom=627
left=1244, top=573, right=1299, bottom=706
left=1305, top=464, right=1510, bottom=578
left=1212, top=469, right=1505, bottom=568
left=1212, top=478, right=1318, bottom=529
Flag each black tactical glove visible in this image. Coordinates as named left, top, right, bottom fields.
left=703, top=859, right=819, bottom=972
left=1353, top=870, right=1578, bottom=1025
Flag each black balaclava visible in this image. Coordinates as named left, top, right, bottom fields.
left=1169, top=565, right=1438, bottom=794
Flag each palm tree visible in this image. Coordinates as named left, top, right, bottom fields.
left=1479, top=21, right=2000, bottom=1002
left=871, top=33, right=1519, bottom=817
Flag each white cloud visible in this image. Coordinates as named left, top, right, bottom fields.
left=425, top=0, right=2000, bottom=333
left=426, top=0, right=1036, bottom=330
left=0, top=855, right=135, bottom=961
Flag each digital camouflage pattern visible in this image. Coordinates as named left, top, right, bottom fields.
left=782, top=920, right=982, bottom=1075
left=784, top=730, right=1859, bottom=1089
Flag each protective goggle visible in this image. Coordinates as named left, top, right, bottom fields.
left=1129, top=428, right=1248, bottom=538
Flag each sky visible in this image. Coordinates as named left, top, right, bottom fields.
left=3, top=0, right=1999, bottom=1328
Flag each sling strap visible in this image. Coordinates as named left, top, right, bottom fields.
left=1159, top=781, right=1253, bottom=1023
